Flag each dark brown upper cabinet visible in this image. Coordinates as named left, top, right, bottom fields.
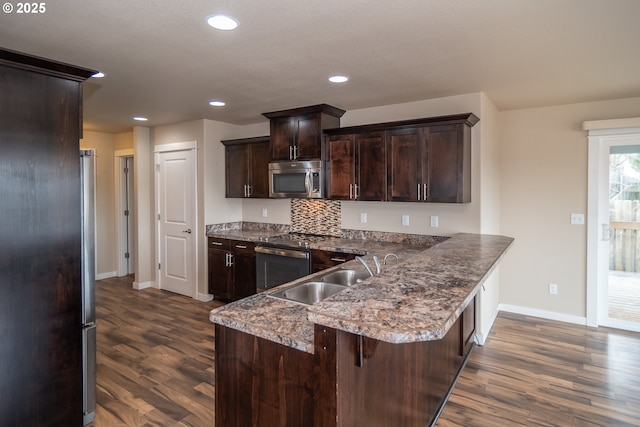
left=325, top=131, right=386, bottom=201
left=222, top=136, right=270, bottom=198
left=326, top=113, right=479, bottom=203
left=263, top=104, right=345, bottom=161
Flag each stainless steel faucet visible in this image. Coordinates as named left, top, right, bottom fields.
left=355, top=256, right=374, bottom=277
left=373, top=256, right=381, bottom=274
left=383, top=253, right=399, bottom=265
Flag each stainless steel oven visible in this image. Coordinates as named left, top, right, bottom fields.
left=255, top=246, right=311, bottom=291
left=269, top=160, right=323, bottom=199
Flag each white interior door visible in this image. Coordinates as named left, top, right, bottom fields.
left=115, top=151, right=135, bottom=278
left=125, top=157, right=135, bottom=275
left=157, top=149, right=196, bottom=297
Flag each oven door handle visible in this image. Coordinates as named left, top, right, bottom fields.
left=255, top=246, right=310, bottom=259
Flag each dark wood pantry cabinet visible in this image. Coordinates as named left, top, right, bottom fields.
left=208, top=237, right=257, bottom=300
left=222, top=136, right=270, bottom=198
left=263, top=104, right=345, bottom=161
left=0, top=48, right=95, bottom=427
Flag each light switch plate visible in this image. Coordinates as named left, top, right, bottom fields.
left=360, top=212, right=367, bottom=224
left=261, top=208, right=268, bottom=218
left=430, top=216, right=439, bottom=227
left=570, top=213, right=584, bottom=225
left=401, top=214, right=410, bottom=226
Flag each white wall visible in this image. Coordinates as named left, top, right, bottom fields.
left=474, top=94, right=502, bottom=343
left=132, top=126, right=154, bottom=289
left=150, top=119, right=274, bottom=297
left=499, top=96, right=640, bottom=321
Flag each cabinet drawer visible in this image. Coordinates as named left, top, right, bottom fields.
left=208, top=237, right=230, bottom=250
left=311, top=249, right=358, bottom=272
left=229, top=240, right=255, bottom=255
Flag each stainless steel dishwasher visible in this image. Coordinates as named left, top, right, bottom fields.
left=255, top=233, right=329, bottom=291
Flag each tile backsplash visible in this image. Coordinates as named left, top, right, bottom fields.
left=290, top=199, right=342, bottom=237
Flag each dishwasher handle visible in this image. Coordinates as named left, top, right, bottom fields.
left=255, top=246, right=310, bottom=259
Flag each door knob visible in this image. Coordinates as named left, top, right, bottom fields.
left=183, top=229, right=192, bottom=234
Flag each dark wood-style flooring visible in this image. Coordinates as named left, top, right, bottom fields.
left=90, top=276, right=640, bottom=426
left=89, top=275, right=224, bottom=427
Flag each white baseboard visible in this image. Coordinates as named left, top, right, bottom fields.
left=498, top=304, right=587, bottom=326
left=95, top=271, right=116, bottom=280
left=197, top=293, right=214, bottom=302
left=132, top=281, right=155, bottom=290
left=475, top=307, right=501, bottom=346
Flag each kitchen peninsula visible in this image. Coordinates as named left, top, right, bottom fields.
left=209, top=231, right=513, bottom=427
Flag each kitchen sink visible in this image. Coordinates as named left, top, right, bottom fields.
left=269, top=281, right=347, bottom=305
left=322, top=269, right=372, bottom=286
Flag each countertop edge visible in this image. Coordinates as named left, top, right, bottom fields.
left=210, top=233, right=514, bottom=350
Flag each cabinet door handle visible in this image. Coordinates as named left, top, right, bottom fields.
left=330, top=257, right=347, bottom=262
left=289, top=145, right=294, bottom=160
left=423, top=184, right=427, bottom=201
left=354, top=184, right=359, bottom=200
left=235, top=244, right=247, bottom=249
left=417, top=183, right=421, bottom=201
left=349, top=184, right=353, bottom=199
left=293, top=146, right=298, bottom=159
left=247, top=185, right=251, bottom=197
left=211, top=241, right=223, bottom=246
left=228, top=253, right=234, bottom=267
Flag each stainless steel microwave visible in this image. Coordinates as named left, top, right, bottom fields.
left=269, top=160, right=323, bottom=198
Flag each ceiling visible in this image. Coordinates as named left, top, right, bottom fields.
left=1, top=0, right=639, bottom=134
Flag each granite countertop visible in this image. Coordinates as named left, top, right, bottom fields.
left=209, top=232, right=513, bottom=354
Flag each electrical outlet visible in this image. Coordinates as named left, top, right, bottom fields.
left=360, top=212, right=367, bottom=224
left=261, top=208, right=268, bottom=218
left=549, top=283, right=558, bottom=295
left=401, top=214, right=410, bottom=226
left=570, top=213, right=584, bottom=225
left=430, top=216, right=439, bottom=227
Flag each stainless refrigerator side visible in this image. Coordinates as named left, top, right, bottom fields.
left=80, top=150, right=96, bottom=425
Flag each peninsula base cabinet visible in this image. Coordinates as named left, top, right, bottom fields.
left=214, top=298, right=476, bottom=427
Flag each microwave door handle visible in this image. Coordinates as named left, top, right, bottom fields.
left=305, top=170, right=312, bottom=195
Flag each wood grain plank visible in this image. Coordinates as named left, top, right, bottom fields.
left=90, top=276, right=640, bottom=427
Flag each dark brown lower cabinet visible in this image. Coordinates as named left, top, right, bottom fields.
left=215, top=324, right=315, bottom=427
left=208, top=238, right=256, bottom=301
left=311, top=249, right=358, bottom=273
left=215, top=298, right=475, bottom=427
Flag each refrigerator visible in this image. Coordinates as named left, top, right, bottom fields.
left=80, top=150, right=97, bottom=425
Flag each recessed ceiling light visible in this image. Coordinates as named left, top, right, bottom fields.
left=133, top=116, right=148, bottom=121
left=329, top=75, right=349, bottom=83
left=209, top=100, right=226, bottom=107
left=91, top=71, right=105, bottom=78
left=206, top=14, right=238, bottom=30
